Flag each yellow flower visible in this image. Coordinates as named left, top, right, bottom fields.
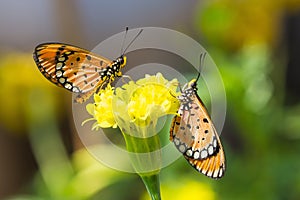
left=116, top=73, right=179, bottom=127
left=85, top=73, right=179, bottom=131
left=84, top=73, right=180, bottom=198
left=84, top=84, right=117, bottom=130
left=84, top=73, right=179, bottom=171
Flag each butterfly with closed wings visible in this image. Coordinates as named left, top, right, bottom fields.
left=170, top=53, right=226, bottom=179
left=33, top=28, right=142, bottom=103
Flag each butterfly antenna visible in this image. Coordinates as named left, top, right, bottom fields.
left=120, top=27, right=129, bottom=56
left=178, top=82, right=183, bottom=93
left=122, top=28, right=143, bottom=55
left=195, top=52, right=207, bottom=83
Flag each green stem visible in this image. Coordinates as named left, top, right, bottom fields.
left=122, top=130, right=162, bottom=199
left=123, top=132, right=161, bottom=174
left=141, top=174, right=161, bottom=200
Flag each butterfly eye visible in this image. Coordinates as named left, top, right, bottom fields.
left=119, top=58, right=124, bottom=64
left=121, top=56, right=127, bottom=66
left=189, top=79, right=197, bottom=89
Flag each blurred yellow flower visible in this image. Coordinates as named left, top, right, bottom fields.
left=141, top=179, right=216, bottom=200
left=197, top=0, right=289, bottom=50
left=0, top=52, right=63, bottom=135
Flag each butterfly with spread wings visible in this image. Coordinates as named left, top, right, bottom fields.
left=170, top=53, right=226, bottom=179
left=33, top=28, right=142, bottom=103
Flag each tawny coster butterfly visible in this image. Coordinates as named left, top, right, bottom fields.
left=170, top=53, right=225, bottom=179
left=33, top=28, right=143, bottom=103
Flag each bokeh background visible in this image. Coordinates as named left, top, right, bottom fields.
left=1, top=0, right=300, bottom=199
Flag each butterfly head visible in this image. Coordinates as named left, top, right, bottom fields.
left=178, top=79, right=198, bottom=104
left=117, top=55, right=127, bottom=68
left=188, top=78, right=198, bottom=90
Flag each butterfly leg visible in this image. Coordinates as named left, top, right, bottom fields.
left=120, top=75, right=133, bottom=84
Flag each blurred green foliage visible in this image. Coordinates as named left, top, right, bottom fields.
left=193, top=1, right=300, bottom=199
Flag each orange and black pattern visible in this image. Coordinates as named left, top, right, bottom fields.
left=33, top=43, right=126, bottom=103
left=170, top=53, right=225, bottom=179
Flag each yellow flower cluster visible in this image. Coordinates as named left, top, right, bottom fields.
left=84, top=73, right=179, bottom=131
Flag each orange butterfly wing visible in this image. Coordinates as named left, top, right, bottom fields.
left=185, top=136, right=225, bottom=179
left=33, top=43, right=114, bottom=102
left=170, top=81, right=225, bottom=179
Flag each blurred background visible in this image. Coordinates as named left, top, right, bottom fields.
left=1, top=0, right=300, bottom=199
